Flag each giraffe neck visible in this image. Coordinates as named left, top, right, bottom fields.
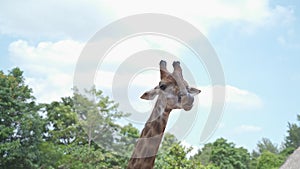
left=127, top=103, right=171, bottom=169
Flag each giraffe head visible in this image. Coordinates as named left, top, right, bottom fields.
left=140, top=60, right=200, bottom=111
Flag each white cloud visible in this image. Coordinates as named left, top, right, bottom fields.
left=226, top=85, right=263, bottom=109
left=8, top=38, right=263, bottom=110
left=9, top=39, right=84, bottom=103
left=269, top=5, right=295, bottom=26
left=0, top=0, right=110, bottom=40
left=9, top=40, right=83, bottom=71
left=234, top=125, right=262, bottom=133
left=7, top=36, right=185, bottom=103
left=107, top=0, right=277, bottom=33
left=0, top=0, right=295, bottom=40
left=7, top=38, right=264, bottom=151
left=198, top=85, right=263, bottom=109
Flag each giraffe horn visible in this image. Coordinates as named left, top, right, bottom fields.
left=172, top=61, right=188, bottom=95
left=159, top=60, right=170, bottom=79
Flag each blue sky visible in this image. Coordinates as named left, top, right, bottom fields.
left=1, top=0, right=300, bottom=153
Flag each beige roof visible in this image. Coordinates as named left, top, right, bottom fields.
left=280, top=147, right=300, bottom=169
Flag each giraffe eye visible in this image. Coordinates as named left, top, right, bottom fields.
left=159, top=84, right=167, bottom=90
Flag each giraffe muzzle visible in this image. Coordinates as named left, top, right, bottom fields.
left=181, top=93, right=194, bottom=111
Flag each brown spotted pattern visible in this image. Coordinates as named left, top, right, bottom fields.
left=127, top=60, right=200, bottom=169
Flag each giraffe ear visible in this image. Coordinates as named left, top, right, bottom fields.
left=188, top=87, right=201, bottom=96
left=140, top=88, right=159, bottom=100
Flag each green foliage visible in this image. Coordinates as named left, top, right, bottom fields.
left=256, top=151, right=284, bottom=169
left=284, top=114, right=300, bottom=150
left=255, top=138, right=279, bottom=155
left=44, top=98, right=83, bottom=145
left=160, top=133, right=178, bottom=152
left=251, top=137, right=279, bottom=167
left=156, top=142, right=192, bottom=169
left=0, top=68, right=131, bottom=168
left=116, top=123, right=139, bottom=157
left=279, top=146, right=295, bottom=157
left=191, top=143, right=213, bottom=166
left=38, top=142, right=65, bottom=168
left=155, top=133, right=219, bottom=169
left=1, top=67, right=299, bottom=169
left=42, top=87, right=130, bottom=168
left=56, top=144, right=124, bottom=169
left=0, top=68, right=44, bottom=169
left=208, top=138, right=250, bottom=169
left=249, top=158, right=258, bottom=169
left=250, top=138, right=280, bottom=169
left=155, top=134, right=202, bottom=169
left=73, top=87, right=127, bottom=150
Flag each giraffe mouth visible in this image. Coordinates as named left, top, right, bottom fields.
left=181, top=94, right=194, bottom=111
left=183, top=105, right=193, bottom=111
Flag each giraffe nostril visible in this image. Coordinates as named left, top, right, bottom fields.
left=178, top=95, right=182, bottom=102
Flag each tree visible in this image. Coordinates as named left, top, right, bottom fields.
left=43, top=97, right=83, bottom=145
left=250, top=138, right=280, bottom=169
left=190, top=138, right=251, bottom=169
left=252, top=138, right=279, bottom=158
left=41, top=87, right=130, bottom=168
left=209, top=138, right=250, bottom=169
left=159, top=133, right=178, bottom=152
left=39, top=97, right=85, bottom=168
left=156, top=143, right=194, bottom=169
left=117, top=123, right=139, bottom=157
left=284, top=114, right=300, bottom=150
left=191, top=143, right=213, bottom=166
left=0, top=68, right=43, bottom=168
left=256, top=151, right=284, bottom=169
left=73, top=87, right=127, bottom=150
left=155, top=133, right=200, bottom=169
left=56, top=144, right=126, bottom=169
left=155, top=133, right=219, bottom=169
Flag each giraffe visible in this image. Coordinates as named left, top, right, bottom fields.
left=127, top=60, right=201, bottom=169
